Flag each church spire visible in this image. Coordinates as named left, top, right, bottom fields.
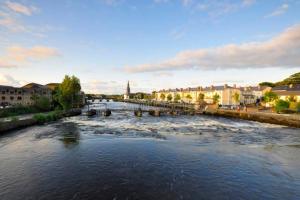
left=126, top=81, right=130, bottom=95
left=124, top=81, right=131, bottom=100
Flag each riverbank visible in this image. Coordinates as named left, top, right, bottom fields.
left=124, top=99, right=300, bottom=128
left=204, top=109, right=300, bottom=128
left=0, top=109, right=82, bottom=133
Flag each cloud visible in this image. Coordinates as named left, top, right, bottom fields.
left=123, top=24, right=300, bottom=73
left=0, top=1, right=47, bottom=36
left=242, top=0, right=255, bottom=7
left=153, top=72, right=174, bottom=77
left=0, top=74, right=22, bottom=86
left=100, top=0, right=124, bottom=6
left=181, top=0, right=192, bottom=6
left=195, top=0, right=247, bottom=18
left=265, top=4, right=289, bottom=18
left=0, top=59, right=17, bottom=68
left=5, top=1, right=38, bottom=16
left=82, top=80, right=126, bottom=94
left=0, top=45, right=60, bottom=68
left=0, top=12, right=26, bottom=32
left=154, top=0, right=170, bottom=3
left=170, top=27, right=186, bottom=40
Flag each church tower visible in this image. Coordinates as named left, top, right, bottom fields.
left=124, top=81, right=131, bottom=100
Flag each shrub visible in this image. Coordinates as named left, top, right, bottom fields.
left=0, top=105, right=39, bottom=118
left=289, top=102, right=298, bottom=110
left=33, top=114, right=47, bottom=124
left=263, top=91, right=278, bottom=103
left=275, top=100, right=290, bottom=113
left=10, top=116, right=19, bottom=122
left=34, top=96, right=51, bottom=111
left=33, top=111, right=62, bottom=124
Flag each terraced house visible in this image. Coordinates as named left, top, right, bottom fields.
left=272, top=84, right=300, bottom=102
left=155, top=84, right=267, bottom=106
left=0, top=83, right=52, bottom=107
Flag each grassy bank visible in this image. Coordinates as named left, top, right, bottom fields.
left=33, top=111, right=63, bottom=124
left=0, top=109, right=82, bottom=133
left=0, top=106, right=43, bottom=118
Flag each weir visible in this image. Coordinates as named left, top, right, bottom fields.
left=85, top=101, right=200, bottom=117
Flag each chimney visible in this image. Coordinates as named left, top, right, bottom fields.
left=224, top=84, right=228, bottom=89
left=210, top=85, right=214, bottom=90
left=233, top=84, right=236, bottom=88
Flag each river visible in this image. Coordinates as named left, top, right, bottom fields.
left=0, top=102, right=300, bottom=200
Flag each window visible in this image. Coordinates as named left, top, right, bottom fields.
left=10, top=91, right=14, bottom=94
left=10, top=96, right=14, bottom=100
left=1, top=96, right=5, bottom=100
left=17, top=96, right=22, bottom=100
left=1, top=91, right=5, bottom=94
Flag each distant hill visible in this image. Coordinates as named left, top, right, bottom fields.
left=259, top=72, right=300, bottom=87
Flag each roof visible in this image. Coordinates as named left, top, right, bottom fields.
left=157, top=85, right=240, bottom=93
left=46, top=83, right=60, bottom=90
left=272, top=84, right=300, bottom=92
left=272, top=84, right=300, bottom=96
left=0, top=85, right=15, bottom=89
left=22, top=83, right=45, bottom=89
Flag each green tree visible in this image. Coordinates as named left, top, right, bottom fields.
left=186, top=94, right=192, bottom=103
left=259, top=82, right=275, bottom=87
left=275, top=99, right=290, bottom=113
left=34, top=96, right=51, bottom=111
left=263, top=91, right=278, bottom=103
left=213, top=93, right=220, bottom=104
left=288, top=95, right=296, bottom=102
left=197, top=93, right=205, bottom=102
left=275, top=72, right=300, bottom=86
left=160, top=93, right=166, bottom=101
left=174, top=94, right=181, bottom=102
left=151, top=92, right=156, bottom=100
left=232, top=92, right=240, bottom=104
left=52, top=86, right=63, bottom=109
left=167, top=94, right=173, bottom=102
left=58, top=75, right=81, bottom=110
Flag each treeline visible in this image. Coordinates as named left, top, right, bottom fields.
left=259, top=72, right=300, bottom=87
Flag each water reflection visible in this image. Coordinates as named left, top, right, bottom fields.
left=58, top=122, right=80, bottom=148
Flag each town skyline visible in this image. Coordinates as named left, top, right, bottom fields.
left=0, top=0, right=300, bottom=94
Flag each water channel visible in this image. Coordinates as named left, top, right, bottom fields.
left=0, top=102, right=299, bottom=199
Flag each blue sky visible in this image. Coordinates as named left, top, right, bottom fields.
left=0, top=0, right=299, bottom=94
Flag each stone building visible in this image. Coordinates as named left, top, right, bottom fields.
left=0, top=83, right=52, bottom=107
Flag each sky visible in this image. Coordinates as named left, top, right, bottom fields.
left=0, top=0, right=299, bottom=94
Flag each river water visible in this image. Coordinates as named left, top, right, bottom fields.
left=0, top=102, right=300, bottom=200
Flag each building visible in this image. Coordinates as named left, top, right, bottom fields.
left=272, top=84, right=300, bottom=102
left=124, top=81, right=131, bottom=100
left=0, top=83, right=52, bottom=107
left=239, top=86, right=270, bottom=105
left=45, top=83, right=60, bottom=90
left=154, top=84, right=271, bottom=106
